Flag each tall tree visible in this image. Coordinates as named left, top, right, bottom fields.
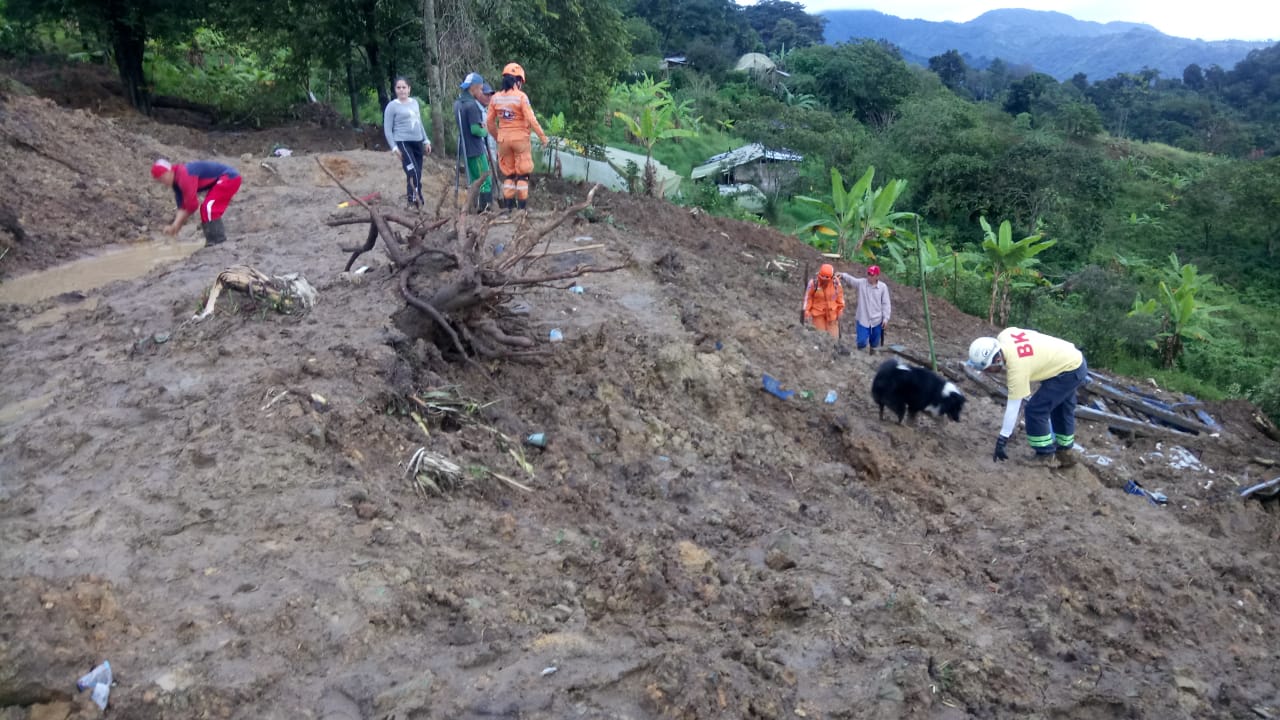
left=789, top=41, right=916, bottom=123
left=626, top=0, right=758, bottom=56
left=742, top=0, right=825, bottom=52
left=6, top=0, right=198, bottom=111
left=489, top=0, right=628, bottom=140
left=927, top=49, right=967, bottom=93
left=420, top=0, right=446, bottom=150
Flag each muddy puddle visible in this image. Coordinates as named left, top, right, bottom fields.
left=0, top=239, right=203, bottom=305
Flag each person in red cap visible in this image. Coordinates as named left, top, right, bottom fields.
left=150, top=158, right=242, bottom=246
left=801, top=263, right=845, bottom=338
left=838, top=265, right=891, bottom=353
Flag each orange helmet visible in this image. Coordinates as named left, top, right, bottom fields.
left=818, top=263, right=834, bottom=280
left=502, top=63, right=526, bottom=82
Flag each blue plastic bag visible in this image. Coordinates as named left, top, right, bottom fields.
left=762, top=374, right=795, bottom=400
left=1124, top=479, right=1168, bottom=505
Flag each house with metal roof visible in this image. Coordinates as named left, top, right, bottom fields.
left=690, top=143, right=804, bottom=194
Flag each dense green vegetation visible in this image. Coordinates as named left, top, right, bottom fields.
left=2, top=0, right=1278, bottom=421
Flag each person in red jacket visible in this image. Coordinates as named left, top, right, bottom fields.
left=485, top=62, right=548, bottom=211
left=150, top=158, right=242, bottom=246
left=801, top=263, right=845, bottom=338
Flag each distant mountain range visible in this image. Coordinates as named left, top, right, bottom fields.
left=821, top=8, right=1274, bottom=81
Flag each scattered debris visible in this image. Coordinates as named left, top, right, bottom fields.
left=191, top=265, right=317, bottom=322
left=824, top=390, right=837, bottom=404
left=1124, top=479, right=1168, bottom=505
left=337, top=191, right=379, bottom=209
left=762, top=373, right=795, bottom=400
left=1240, top=477, right=1280, bottom=500
left=1153, top=444, right=1205, bottom=471
left=404, top=447, right=464, bottom=496
left=549, top=329, right=564, bottom=342
left=76, top=660, right=112, bottom=710
left=961, top=361, right=1224, bottom=441
left=525, top=433, right=548, bottom=449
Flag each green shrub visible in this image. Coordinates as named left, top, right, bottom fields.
left=1250, top=367, right=1280, bottom=425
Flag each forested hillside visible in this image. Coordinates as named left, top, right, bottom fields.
left=2, top=0, right=1279, bottom=421
left=821, top=8, right=1271, bottom=81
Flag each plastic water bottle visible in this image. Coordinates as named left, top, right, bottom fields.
left=549, top=329, right=564, bottom=342
left=76, top=661, right=111, bottom=692
left=824, top=390, right=837, bottom=404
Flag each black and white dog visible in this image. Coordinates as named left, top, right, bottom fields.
left=871, top=358, right=966, bottom=425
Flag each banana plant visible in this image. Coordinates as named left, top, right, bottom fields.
left=541, top=112, right=584, bottom=175
left=612, top=102, right=696, bottom=196
left=1128, top=253, right=1223, bottom=367
left=795, top=166, right=914, bottom=260
left=883, top=233, right=956, bottom=283
left=977, top=216, right=1056, bottom=326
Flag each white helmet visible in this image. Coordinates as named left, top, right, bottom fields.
left=968, top=337, right=1001, bottom=370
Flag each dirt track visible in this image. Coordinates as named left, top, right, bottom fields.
left=2, top=91, right=1280, bottom=720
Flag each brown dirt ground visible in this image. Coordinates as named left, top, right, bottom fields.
left=2, top=84, right=1280, bottom=720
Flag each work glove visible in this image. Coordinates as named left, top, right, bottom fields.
left=993, top=436, right=1009, bottom=462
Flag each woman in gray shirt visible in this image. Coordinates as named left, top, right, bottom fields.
left=384, top=76, right=432, bottom=207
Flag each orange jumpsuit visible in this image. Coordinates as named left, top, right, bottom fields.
left=485, top=87, right=548, bottom=201
left=803, top=276, right=845, bottom=338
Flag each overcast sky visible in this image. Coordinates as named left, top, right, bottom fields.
left=783, top=1, right=1279, bottom=42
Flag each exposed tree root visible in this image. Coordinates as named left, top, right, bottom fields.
left=321, top=173, right=626, bottom=363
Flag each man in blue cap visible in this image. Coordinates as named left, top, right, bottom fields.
left=454, top=72, right=493, bottom=212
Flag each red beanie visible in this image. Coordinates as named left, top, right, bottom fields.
left=867, top=265, right=881, bottom=276
left=150, top=159, right=173, bottom=179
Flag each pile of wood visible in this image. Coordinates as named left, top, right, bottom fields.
left=950, top=353, right=1221, bottom=441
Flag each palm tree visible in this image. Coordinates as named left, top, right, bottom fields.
left=977, top=216, right=1056, bottom=325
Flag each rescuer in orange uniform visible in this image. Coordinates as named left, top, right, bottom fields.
left=485, top=62, right=549, bottom=211
left=801, top=263, right=846, bottom=338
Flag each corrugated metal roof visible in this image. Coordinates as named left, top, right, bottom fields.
left=690, top=143, right=804, bottom=179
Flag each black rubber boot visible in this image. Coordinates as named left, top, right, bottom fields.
left=477, top=191, right=492, bottom=213
left=517, top=199, right=527, bottom=210
left=202, top=218, right=226, bottom=246
left=1056, top=447, right=1078, bottom=468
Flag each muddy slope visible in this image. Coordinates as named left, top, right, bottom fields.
left=2, top=92, right=1279, bottom=720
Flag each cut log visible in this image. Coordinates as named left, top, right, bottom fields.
left=1254, top=412, right=1280, bottom=443
left=1075, top=406, right=1199, bottom=440
left=964, top=365, right=1212, bottom=441
left=886, top=345, right=963, bottom=384
left=1084, top=381, right=1214, bottom=435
